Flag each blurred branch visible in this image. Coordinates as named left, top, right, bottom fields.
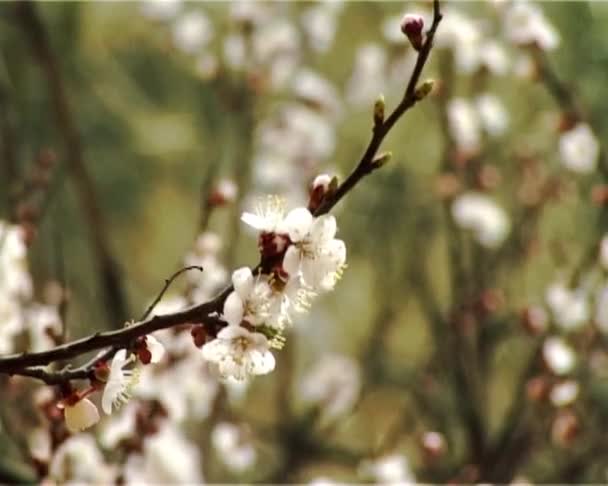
left=15, top=0, right=129, bottom=326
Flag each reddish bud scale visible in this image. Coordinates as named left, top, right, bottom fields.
left=138, top=347, right=152, bottom=365
left=258, top=232, right=290, bottom=259
left=191, top=325, right=206, bottom=347
left=207, top=190, right=228, bottom=207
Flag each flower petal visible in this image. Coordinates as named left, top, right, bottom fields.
left=65, top=398, right=100, bottom=433
left=223, top=292, right=244, bottom=327
left=241, top=212, right=266, bottom=230
left=146, top=335, right=166, bottom=364
left=281, top=207, right=313, bottom=242
left=231, top=267, right=254, bottom=299
left=282, top=246, right=301, bottom=276
left=311, top=215, right=337, bottom=244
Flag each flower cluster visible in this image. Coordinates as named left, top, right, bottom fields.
left=202, top=183, right=346, bottom=381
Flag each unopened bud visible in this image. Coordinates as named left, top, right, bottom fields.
left=414, top=79, right=434, bottom=101
left=308, top=174, right=338, bottom=212
left=371, top=151, right=392, bottom=169
left=208, top=179, right=238, bottom=207
left=373, top=94, right=385, bottom=126
left=420, top=431, right=446, bottom=461
left=400, top=13, right=424, bottom=51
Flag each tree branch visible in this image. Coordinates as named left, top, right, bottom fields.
left=15, top=1, right=130, bottom=326
left=0, top=0, right=443, bottom=385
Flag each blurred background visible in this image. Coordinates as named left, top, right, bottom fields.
left=2, top=0, right=608, bottom=483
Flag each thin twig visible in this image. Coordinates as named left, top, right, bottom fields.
left=140, top=265, right=203, bottom=321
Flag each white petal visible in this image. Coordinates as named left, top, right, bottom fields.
left=311, top=215, right=337, bottom=244
left=102, top=382, right=122, bottom=414
left=282, top=246, right=301, bottom=276
left=241, top=212, right=266, bottom=230
left=231, top=267, right=254, bottom=298
left=249, top=349, right=275, bottom=375
left=65, top=398, right=100, bottom=433
left=146, top=335, right=166, bottom=364
left=217, top=324, right=249, bottom=340
left=282, top=207, right=314, bottom=242
left=223, top=292, right=244, bottom=326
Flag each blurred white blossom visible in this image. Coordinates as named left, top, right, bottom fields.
left=503, top=1, right=559, bottom=51
left=543, top=337, right=576, bottom=376
left=545, top=282, right=589, bottom=332
left=559, top=123, right=599, bottom=174
left=447, top=98, right=481, bottom=153
left=172, top=11, right=214, bottom=54
left=300, top=354, right=361, bottom=420
left=212, top=422, right=257, bottom=472
left=359, top=453, right=415, bottom=484
left=452, top=193, right=510, bottom=248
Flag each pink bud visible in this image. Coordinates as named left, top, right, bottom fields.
left=400, top=14, right=424, bottom=51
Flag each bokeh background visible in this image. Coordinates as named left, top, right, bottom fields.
left=2, top=0, right=608, bottom=483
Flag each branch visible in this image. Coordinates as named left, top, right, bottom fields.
left=15, top=1, right=129, bottom=326
left=315, top=0, right=442, bottom=217
left=0, top=0, right=443, bottom=385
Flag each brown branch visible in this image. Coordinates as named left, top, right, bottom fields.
left=315, top=0, right=443, bottom=217
left=15, top=1, right=129, bottom=326
left=0, top=0, right=443, bottom=385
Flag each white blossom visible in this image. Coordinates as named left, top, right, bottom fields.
left=447, top=98, right=481, bottom=153
left=145, top=334, right=166, bottom=363
left=241, top=196, right=287, bottom=234
left=543, top=337, right=576, bottom=376
left=49, top=435, right=115, bottom=483
left=550, top=380, right=579, bottom=407
left=282, top=211, right=346, bottom=292
left=140, top=0, right=182, bottom=20
left=546, top=282, right=589, bottom=332
left=202, top=325, right=275, bottom=381
left=476, top=93, right=509, bottom=137
left=301, top=4, right=339, bottom=53
left=172, top=11, right=214, bottom=54
left=212, top=422, right=257, bottom=472
left=503, top=1, right=560, bottom=51
left=346, top=44, right=387, bottom=107
left=559, top=123, right=599, bottom=174
left=452, top=193, right=510, bottom=248
left=102, top=350, right=139, bottom=414
left=223, top=267, right=277, bottom=327
left=359, top=453, right=415, bottom=484
left=123, top=421, right=203, bottom=484
left=300, top=354, right=361, bottom=420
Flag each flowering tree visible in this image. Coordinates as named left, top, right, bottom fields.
left=0, top=0, right=607, bottom=483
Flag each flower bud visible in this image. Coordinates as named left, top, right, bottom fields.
left=373, top=94, right=385, bottom=126
left=371, top=151, right=392, bottom=169
left=414, top=79, right=435, bottom=101
left=308, top=174, right=338, bottom=212
left=208, top=179, right=238, bottom=207
left=420, top=431, right=446, bottom=461
left=400, top=14, right=424, bottom=51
